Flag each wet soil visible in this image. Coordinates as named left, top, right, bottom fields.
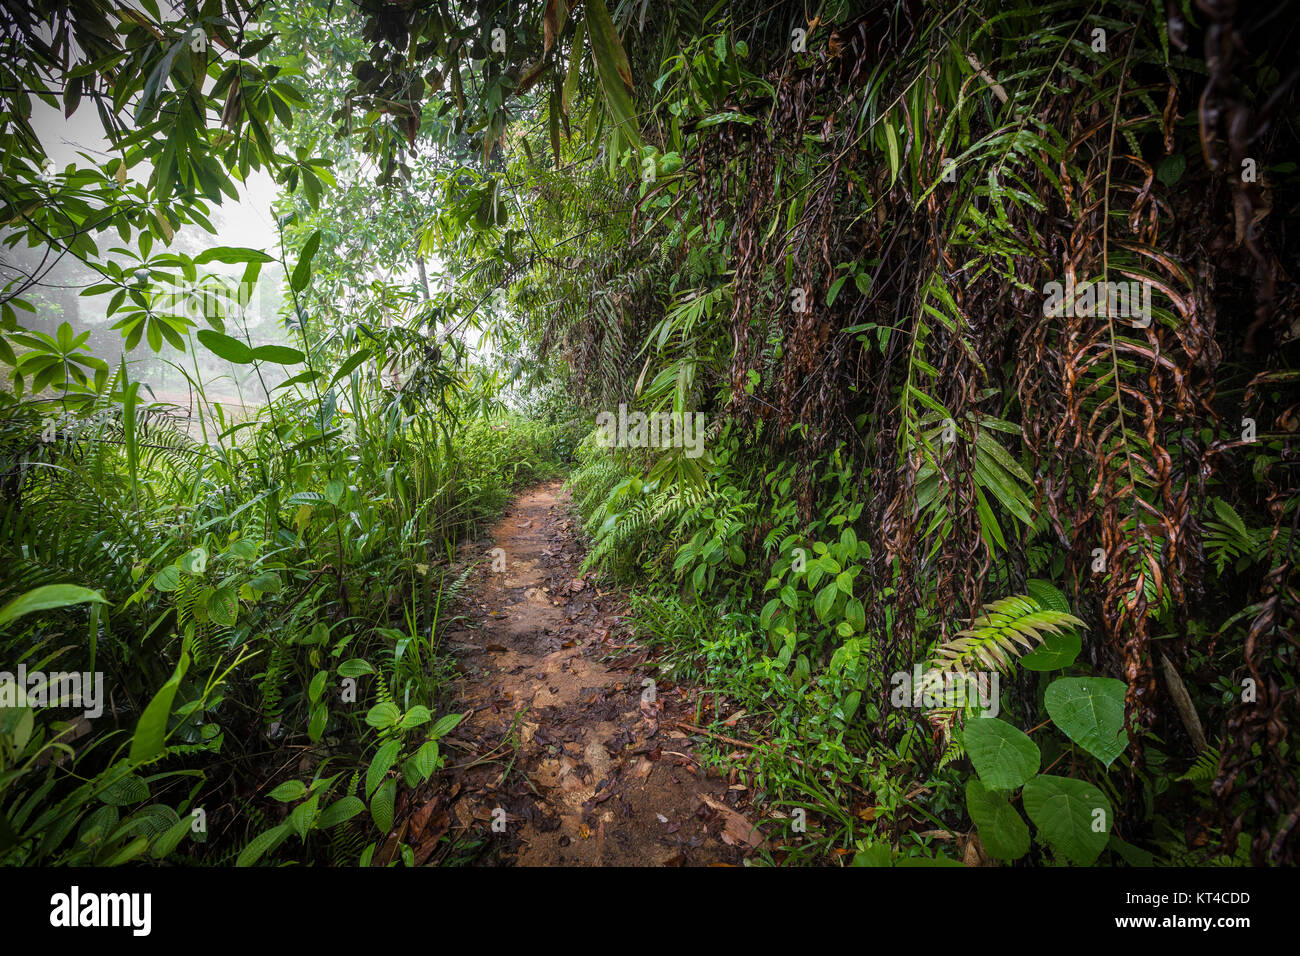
left=391, top=480, right=762, bottom=866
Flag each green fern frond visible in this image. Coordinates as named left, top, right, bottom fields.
left=927, top=595, right=1086, bottom=677
left=1177, top=746, right=1221, bottom=787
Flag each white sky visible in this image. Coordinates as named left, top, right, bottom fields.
left=30, top=96, right=282, bottom=254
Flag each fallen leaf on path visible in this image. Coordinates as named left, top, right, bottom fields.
left=699, top=794, right=765, bottom=848
left=408, top=800, right=436, bottom=841
left=917, top=828, right=955, bottom=841
left=640, top=697, right=661, bottom=735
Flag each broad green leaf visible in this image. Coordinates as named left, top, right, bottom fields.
left=290, top=230, right=321, bottom=292
left=400, top=705, right=431, bottom=729
left=329, top=348, right=370, bottom=386
left=235, top=822, right=290, bottom=867
left=370, top=777, right=395, bottom=833
left=1022, top=774, right=1111, bottom=866
left=1026, top=578, right=1070, bottom=613
left=813, top=581, right=838, bottom=622
left=100, top=834, right=149, bottom=865
left=99, top=769, right=149, bottom=806
left=410, top=740, right=440, bottom=781
left=429, top=712, right=463, bottom=739
left=0, top=585, right=105, bottom=628
left=961, top=716, right=1040, bottom=790
left=884, top=121, right=900, bottom=187
left=179, top=547, right=207, bottom=575
left=1044, top=677, right=1129, bottom=767
left=150, top=813, right=194, bottom=859
left=366, top=739, right=401, bottom=799
left=317, top=796, right=365, bottom=829
left=194, top=246, right=274, bottom=265
left=308, top=670, right=327, bottom=704
left=966, top=778, right=1030, bottom=860
left=562, top=20, right=586, bottom=115
left=325, top=478, right=345, bottom=506
left=196, top=329, right=254, bottom=364
left=1108, top=833, right=1155, bottom=866
left=250, top=344, right=304, bottom=365
left=586, top=0, right=641, bottom=149
left=129, top=646, right=190, bottom=763
left=845, top=597, right=866, bottom=631
left=1019, top=630, right=1082, bottom=671
left=2, top=705, right=33, bottom=753
left=851, top=841, right=893, bottom=867
left=365, top=702, right=400, bottom=730
left=207, top=586, right=238, bottom=627
left=290, top=793, right=319, bottom=839
left=249, top=571, right=282, bottom=593
left=269, top=780, right=307, bottom=802
left=338, top=659, right=375, bottom=677
left=308, top=702, right=328, bottom=742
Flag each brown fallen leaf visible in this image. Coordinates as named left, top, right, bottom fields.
left=412, top=807, right=450, bottom=866
left=408, top=800, right=436, bottom=841
left=700, top=794, right=765, bottom=848
left=640, top=697, right=661, bottom=735
left=917, top=828, right=955, bottom=841
left=371, top=820, right=409, bottom=866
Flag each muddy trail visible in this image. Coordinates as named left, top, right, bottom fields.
left=390, top=479, right=765, bottom=866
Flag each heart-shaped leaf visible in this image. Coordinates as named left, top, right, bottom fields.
left=1044, top=677, right=1129, bottom=766
left=152, top=565, right=182, bottom=592
left=365, top=702, right=400, bottom=730
left=961, top=716, right=1040, bottom=790
left=207, top=586, right=238, bottom=627
left=1022, top=774, right=1111, bottom=866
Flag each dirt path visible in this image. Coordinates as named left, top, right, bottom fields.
left=409, top=479, right=755, bottom=866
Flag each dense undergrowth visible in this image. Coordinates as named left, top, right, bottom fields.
left=1, top=364, right=575, bottom=863
left=545, top=1, right=1298, bottom=867
left=568, top=426, right=1264, bottom=866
